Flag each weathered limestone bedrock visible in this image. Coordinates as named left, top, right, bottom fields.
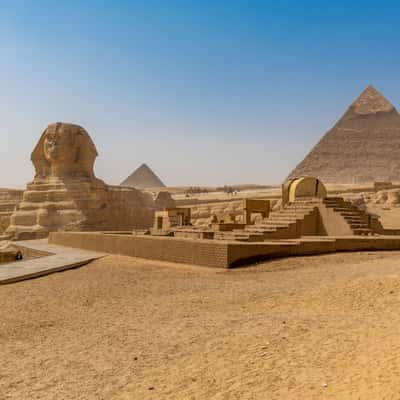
left=6, top=122, right=156, bottom=240
left=0, top=189, right=23, bottom=234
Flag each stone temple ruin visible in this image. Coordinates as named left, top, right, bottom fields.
left=48, top=174, right=400, bottom=269
left=150, top=176, right=383, bottom=242
left=2, top=123, right=170, bottom=240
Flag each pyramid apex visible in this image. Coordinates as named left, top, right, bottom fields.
left=138, top=163, right=151, bottom=170
left=350, top=85, right=395, bottom=115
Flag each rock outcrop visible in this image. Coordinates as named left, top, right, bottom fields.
left=5, top=123, right=155, bottom=240
left=288, top=86, right=400, bottom=183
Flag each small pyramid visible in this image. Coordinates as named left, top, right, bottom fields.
left=287, top=86, right=400, bottom=184
left=121, top=163, right=166, bottom=189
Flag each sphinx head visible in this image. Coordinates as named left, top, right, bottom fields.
left=32, top=122, right=98, bottom=180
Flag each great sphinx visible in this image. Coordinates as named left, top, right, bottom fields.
left=32, top=122, right=98, bottom=180
left=6, top=122, right=158, bottom=240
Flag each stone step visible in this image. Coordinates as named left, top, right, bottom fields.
left=286, top=205, right=317, bottom=209
left=324, top=199, right=344, bottom=204
left=346, top=219, right=369, bottom=225
left=339, top=209, right=362, bottom=214
left=256, top=226, right=291, bottom=232
left=342, top=213, right=366, bottom=218
left=337, top=212, right=365, bottom=218
left=214, top=232, right=263, bottom=242
left=325, top=201, right=355, bottom=207
left=289, top=201, right=321, bottom=206
left=325, top=197, right=344, bottom=201
left=215, top=235, right=249, bottom=242
left=353, top=228, right=374, bottom=235
left=256, top=221, right=292, bottom=227
left=268, top=215, right=307, bottom=221
left=267, top=219, right=298, bottom=225
left=332, top=207, right=356, bottom=212
left=349, top=223, right=369, bottom=229
left=18, top=201, right=77, bottom=211
left=342, top=214, right=367, bottom=220
left=342, top=213, right=367, bottom=219
left=284, top=209, right=316, bottom=214
left=270, top=211, right=310, bottom=216
left=268, top=217, right=300, bottom=222
left=243, top=227, right=277, bottom=233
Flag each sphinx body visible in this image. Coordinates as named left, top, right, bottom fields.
left=6, top=123, right=157, bottom=240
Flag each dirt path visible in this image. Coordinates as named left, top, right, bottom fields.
left=2, top=251, right=400, bottom=399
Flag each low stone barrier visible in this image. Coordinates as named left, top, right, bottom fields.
left=49, top=232, right=400, bottom=269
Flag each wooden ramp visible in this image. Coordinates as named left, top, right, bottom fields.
left=0, top=240, right=106, bottom=284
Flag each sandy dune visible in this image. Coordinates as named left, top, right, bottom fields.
left=2, top=252, right=400, bottom=399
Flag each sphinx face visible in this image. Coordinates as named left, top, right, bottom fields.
left=42, top=123, right=83, bottom=178
left=43, top=124, right=78, bottom=165
left=31, top=122, right=97, bottom=180
left=44, top=125, right=76, bottom=163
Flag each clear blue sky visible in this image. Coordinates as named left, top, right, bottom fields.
left=1, top=0, right=400, bottom=188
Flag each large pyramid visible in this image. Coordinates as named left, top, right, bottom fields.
left=121, top=163, right=166, bottom=189
left=287, top=86, right=400, bottom=184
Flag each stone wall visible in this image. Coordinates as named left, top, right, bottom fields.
left=189, top=199, right=279, bottom=226
left=50, top=232, right=229, bottom=268
left=0, top=189, right=23, bottom=234
left=49, top=231, right=400, bottom=269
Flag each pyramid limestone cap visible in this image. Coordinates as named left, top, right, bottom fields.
left=350, top=85, right=396, bottom=115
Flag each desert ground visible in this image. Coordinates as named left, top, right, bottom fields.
left=2, top=252, right=400, bottom=399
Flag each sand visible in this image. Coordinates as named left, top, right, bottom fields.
left=2, top=252, right=400, bottom=399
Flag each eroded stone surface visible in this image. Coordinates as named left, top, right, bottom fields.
left=351, top=86, right=395, bottom=115
left=0, top=189, right=23, bottom=235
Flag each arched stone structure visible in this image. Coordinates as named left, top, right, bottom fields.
left=283, top=176, right=327, bottom=206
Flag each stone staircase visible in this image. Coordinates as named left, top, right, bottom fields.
left=213, top=199, right=320, bottom=241
left=323, top=197, right=374, bottom=236
left=246, top=199, right=319, bottom=239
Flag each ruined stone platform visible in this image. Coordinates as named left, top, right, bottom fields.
left=0, top=240, right=105, bottom=284
left=49, top=232, right=400, bottom=269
